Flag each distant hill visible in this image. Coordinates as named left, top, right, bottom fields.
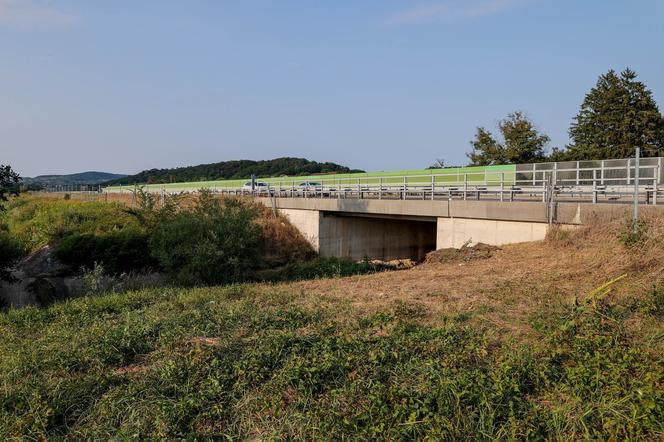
left=105, top=157, right=364, bottom=186
left=24, top=172, right=128, bottom=188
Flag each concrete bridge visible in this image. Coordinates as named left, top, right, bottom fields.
left=101, top=154, right=664, bottom=262
left=258, top=197, right=653, bottom=261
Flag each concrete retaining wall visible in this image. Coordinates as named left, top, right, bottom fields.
left=436, top=218, right=549, bottom=249
left=279, top=208, right=321, bottom=249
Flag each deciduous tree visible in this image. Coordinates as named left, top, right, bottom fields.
left=467, top=112, right=548, bottom=165
left=0, top=164, right=21, bottom=210
left=0, top=164, right=22, bottom=282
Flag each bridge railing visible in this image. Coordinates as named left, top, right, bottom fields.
left=204, top=164, right=661, bottom=205
left=107, top=157, right=664, bottom=205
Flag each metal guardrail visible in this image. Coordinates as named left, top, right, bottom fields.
left=107, top=157, right=664, bottom=205
left=166, top=165, right=660, bottom=205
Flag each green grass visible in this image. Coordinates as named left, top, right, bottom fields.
left=104, top=164, right=516, bottom=193
left=1, top=283, right=661, bottom=440
left=1, top=196, right=141, bottom=254
left=255, top=257, right=392, bottom=282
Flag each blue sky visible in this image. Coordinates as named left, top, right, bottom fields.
left=2, top=0, right=664, bottom=177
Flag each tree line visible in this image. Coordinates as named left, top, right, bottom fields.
left=107, top=157, right=365, bottom=186
left=463, top=68, right=664, bottom=167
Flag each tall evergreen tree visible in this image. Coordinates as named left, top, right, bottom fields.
left=563, top=68, right=664, bottom=160
left=467, top=112, right=548, bottom=165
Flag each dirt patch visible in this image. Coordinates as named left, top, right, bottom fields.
left=188, top=337, right=221, bottom=346
left=424, top=242, right=500, bottom=264
left=112, top=354, right=150, bottom=376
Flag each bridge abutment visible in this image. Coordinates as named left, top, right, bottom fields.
left=280, top=208, right=436, bottom=261
left=267, top=199, right=653, bottom=262
left=436, top=218, right=549, bottom=249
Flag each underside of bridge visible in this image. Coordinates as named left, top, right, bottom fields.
left=261, top=197, right=664, bottom=262
left=279, top=208, right=437, bottom=261
left=319, top=213, right=437, bottom=262
left=278, top=206, right=552, bottom=262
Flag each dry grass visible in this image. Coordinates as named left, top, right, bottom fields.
left=248, top=201, right=316, bottom=266
left=263, top=213, right=664, bottom=346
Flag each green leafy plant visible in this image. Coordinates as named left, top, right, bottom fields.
left=54, top=230, right=155, bottom=275
left=149, top=190, right=262, bottom=285
left=81, top=263, right=118, bottom=296
left=259, top=257, right=390, bottom=282
left=618, top=219, right=649, bottom=247
left=0, top=230, right=22, bottom=282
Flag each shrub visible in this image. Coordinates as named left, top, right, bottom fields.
left=149, top=192, right=262, bottom=285
left=80, top=263, right=119, bottom=296
left=0, top=229, right=23, bottom=282
left=54, top=230, right=155, bottom=275
left=618, top=218, right=649, bottom=247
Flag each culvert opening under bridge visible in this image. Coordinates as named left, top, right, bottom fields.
left=318, top=213, right=437, bottom=262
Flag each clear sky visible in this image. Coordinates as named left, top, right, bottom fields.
left=2, top=0, right=664, bottom=177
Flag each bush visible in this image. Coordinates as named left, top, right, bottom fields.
left=618, top=218, right=649, bottom=247
left=0, top=229, right=23, bottom=282
left=80, top=263, right=119, bottom=296
left=54, top=230, right=155, bottom=275
left=149, top=192, right=262, bottom=285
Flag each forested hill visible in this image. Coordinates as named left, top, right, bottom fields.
left=24, top=172, right=127, bottom=188
left=105, top=157, right=364, bottom=185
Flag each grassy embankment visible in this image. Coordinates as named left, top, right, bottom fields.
left=1, top=211, right=663, bottom=439
left=1, top=195, right=370, bottom=284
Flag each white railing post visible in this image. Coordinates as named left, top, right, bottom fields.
left=654, top=166, right=659, bottom=205
left=576, top=161, right=580, bottom=186
left=633, top=148, right=640, bottom=233
left=431, top=175, right=435, bottom=201
left=463, top=173, right=468, bottom=200
left=500, top=172, right=504, bottom=202
left=627, top=161, right=631, bottom=185
left=592, top=170, right=597, bottom=204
